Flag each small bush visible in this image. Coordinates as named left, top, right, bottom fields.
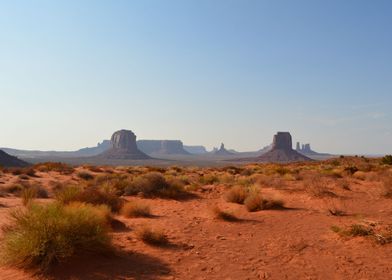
left=225, top=186, right=248, bottom=204
left=348, top=224, right=373, bottom=236
left=55, top=185, right=82, bottom=205
left=0, top=202, right=111, bottom=270
left=121, top=201, right=151, bottom=218
left=212, top=206, right=238, bottom=222
left=77, top=171, right=94, bottom=181
left=381, top=155, right=392, bottom=165
left=124, top=172, right=187, bottom=198
left=244, top=192, right=284, bottom=212
left=136, top=225, right=168, bottom=246
left=59, top=187, right=123, bottom=213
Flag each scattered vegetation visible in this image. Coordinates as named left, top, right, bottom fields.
left=0, top=202, right=112, bottom=270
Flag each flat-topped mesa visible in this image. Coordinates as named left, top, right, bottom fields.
left=236, top=132, right=312, bottom=163
left=100, top=130, right=150, bottom=160
left=137, top=140, right=190, bottom=155
left=272, top=132, right=293, bottom=150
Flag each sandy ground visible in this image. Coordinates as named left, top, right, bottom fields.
left=0, top=168, right=391, bottom=280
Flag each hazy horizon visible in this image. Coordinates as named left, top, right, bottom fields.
left=1, top=1, right=391, bottom=155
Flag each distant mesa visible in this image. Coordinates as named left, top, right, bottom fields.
left=295, top=142, right=330, bottom=156
left=237, top=132, right=312, bottom=163
left=213, top=143, right=235, bottom=156
left=184, top=145, right=208, bottom=154
left=0, top=150, right=29, bottom=167
left=99, top=130, right=150, bottom=160
left=137, top=140, right=190, bottom=155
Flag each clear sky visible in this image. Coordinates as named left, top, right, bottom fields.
left=1, top=0, right=391, bottom=154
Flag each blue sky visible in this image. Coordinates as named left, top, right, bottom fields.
left=0, top=0, right=391, bottom=154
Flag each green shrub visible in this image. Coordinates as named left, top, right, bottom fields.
left=381, top=155, right=392, bottom=165
left=0, top=202, right=111, bottom=270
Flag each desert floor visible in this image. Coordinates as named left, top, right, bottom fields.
left=0, top=158, right=391, bottom=280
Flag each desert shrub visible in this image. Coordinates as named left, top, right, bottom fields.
left=19, top=184, right=48, bottom=206
left=244, top=192, right=284, bottom=212
left=135, top=225, right=168, bottom=246
left=21, top=188, right=36, bottom=206
left=34, top=162, right=74, bottom=174
left=212, top=206, right=238, bottom=222
left=55, top=185, right=82, bottom=205
left=199, top=173, right=219, bottom=185
left=121, top=201, right=151, bottom=218
left=77, top=171, right=94, bottom=181
left=344, top=166, right=359, bottom=175
left=0, top=202, right=111, bottom=270
left=93, top=173, right=131, bottom=195
left=348, top=224, right=373, bottom=236
left=224, top=186, right=248, bottom=204
left=124, top=172, right=187, bottom=198
left=381, top=155, right=392, bottom=165
left=69, top=187, right=123, bottom=213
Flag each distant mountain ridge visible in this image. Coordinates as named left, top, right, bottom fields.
left=0, top=150, right=29, bottom=167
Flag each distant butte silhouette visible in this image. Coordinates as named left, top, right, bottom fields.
left=0, top=150, right=29, bottom=167
left=99, top=130, right=150, bottom=160
left=237, top=132, right=312, bottom=163
left=214, top=143, right=234, bottom=156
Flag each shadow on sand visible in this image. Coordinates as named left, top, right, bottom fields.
left=46, top=250, right=172, bottom=280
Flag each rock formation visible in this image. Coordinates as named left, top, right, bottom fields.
left=183, top=145, right=208, bottom=154
left=295, top=142, right=331, bottom=156
left=137, top=140, right=190, bottom=155
left=99, top=130, right=150, bottom=160
left=0, top=150, right=29, bottom=167
left=213, top=143, right=235, bottom=156
left=256, top=132, right=311, bottom=162
left=237, top=132, right=311, bottom=163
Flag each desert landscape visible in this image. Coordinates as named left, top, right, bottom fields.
left=0, top=147, right=392, bottom=279
left=2, top=1, right=391, bottom=279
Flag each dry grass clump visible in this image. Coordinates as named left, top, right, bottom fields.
left=212, top=206, right=238, bottom=222
left=244, top=192, right=284, bottom=212
left=332, top=224, right=373, bottom=237
left=225, top=185, right=248, bottom=204
left=56, top=186, right=123, bottom=212
left=135, top=225, right=168, bottom=246
left=121, top=201, right=151, bottom=218
left=124, top=172, right=188, bottom=199
left=0, top=202, right=112, bottom=270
